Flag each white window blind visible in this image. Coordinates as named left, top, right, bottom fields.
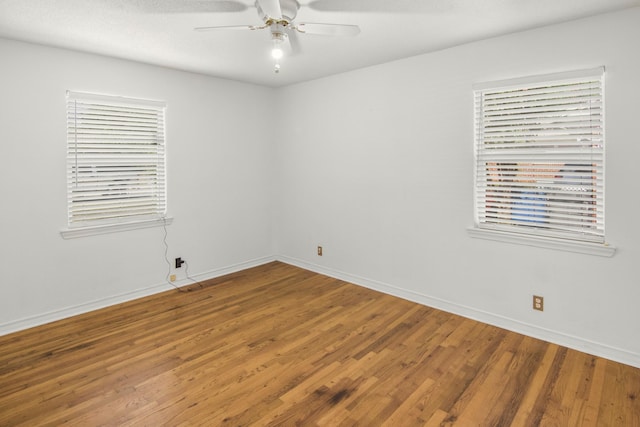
left=66, top=91, right=166, bottom=227
left=473, top=68, right=605, bottom=243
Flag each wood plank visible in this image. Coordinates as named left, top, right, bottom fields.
left=0, top=261, right=639, bottom=426
left=510, top=343, right=560, bottom=425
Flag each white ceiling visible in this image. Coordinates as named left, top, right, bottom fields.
left=1, top=0, right=638, bottom=87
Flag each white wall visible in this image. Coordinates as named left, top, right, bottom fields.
left=0, top=38, right=276, bottom=333
left=275, top=8, right=640, bottom=367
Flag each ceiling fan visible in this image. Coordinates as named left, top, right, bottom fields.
left=194, top=0, right=361, bottom=73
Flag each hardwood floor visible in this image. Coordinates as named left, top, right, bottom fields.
left=0, top=261, right=638, bottom=426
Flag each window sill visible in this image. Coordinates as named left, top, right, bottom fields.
left=61, top=217, right=173, bottom=239
left=467, top=227, right=616, bottom=257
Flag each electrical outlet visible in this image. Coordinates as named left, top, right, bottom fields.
left=533, top=295, right=544, bottom=311
left=317, top=246, right=323, bottom=256
left=175, top=257, right=185, bottom=269
left=170, top=274, right=177, bottom=282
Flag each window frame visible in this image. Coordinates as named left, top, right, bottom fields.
left=61, top=91, right=170, bottom=239
left=468, top=67, right=615, bottom=257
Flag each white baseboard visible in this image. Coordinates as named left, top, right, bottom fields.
left=0, top=255, right=277, bottom=337
left=277, top=255, right=640, bottom=369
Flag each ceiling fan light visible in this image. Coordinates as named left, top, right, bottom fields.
left=271, top=45, right=283, bottom=59
left=271, top=35, right=284, bottom=59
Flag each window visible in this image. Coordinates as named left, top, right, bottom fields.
left=64, top=91, right=167, bottom=235
left=471, top=68, right=611, bottom=253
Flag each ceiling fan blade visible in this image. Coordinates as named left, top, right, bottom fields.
left=255, top=0, right=283, bottom=18
left=284, top=29, right=302, bottom=55
left=194, top=24, right=266, bottom=32
left=295, top=23, right=360, bottom=37
left=134, top=0, right=248, bottom=13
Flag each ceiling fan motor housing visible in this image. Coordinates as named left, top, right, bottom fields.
left=271, top=23, right=287, bottom=42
